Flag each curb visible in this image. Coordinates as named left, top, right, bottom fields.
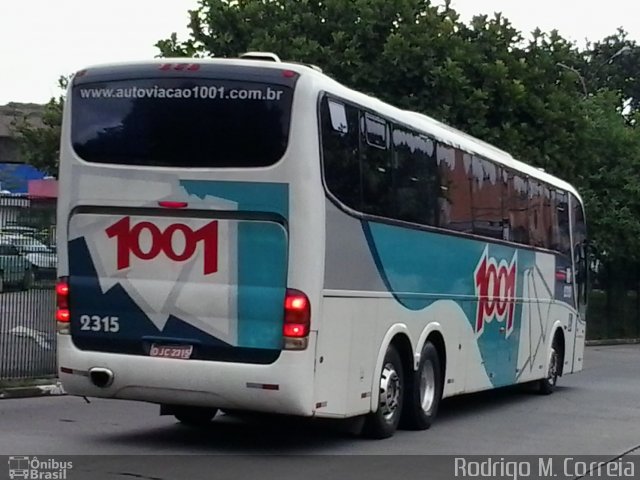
left=586, top=338, right=640, bottom=346
left=0, top=381, right=66, bottom=399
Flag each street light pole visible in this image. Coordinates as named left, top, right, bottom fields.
left=556, top=45, right=632, bottom=97
left=556, top=62, right=588, bottom=96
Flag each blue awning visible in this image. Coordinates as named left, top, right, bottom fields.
left=0, top=163, right=46, bottom=193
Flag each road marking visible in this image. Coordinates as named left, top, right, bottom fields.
left=6, top=326, right=52, bottom=350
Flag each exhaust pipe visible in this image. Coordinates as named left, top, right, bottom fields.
left=89, top=367, right=114, bottom=388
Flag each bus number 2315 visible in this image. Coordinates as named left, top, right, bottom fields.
left=79, top=315, right=120, bottom=332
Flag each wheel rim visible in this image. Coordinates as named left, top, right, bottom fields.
left=379, top=362, right=401, bottom=421
left=547, top=347, right=558, bottom=386
left=419, top=359, right=436, bottom=413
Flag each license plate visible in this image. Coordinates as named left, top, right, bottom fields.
left=149, top=344, right=193, bottom=360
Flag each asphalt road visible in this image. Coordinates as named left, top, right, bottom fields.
left=1, top=345, right=639, bottom=479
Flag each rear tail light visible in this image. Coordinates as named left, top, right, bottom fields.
left=283, top=289, right=310, bottom=350
left=56, top=277, right=70, bottom=333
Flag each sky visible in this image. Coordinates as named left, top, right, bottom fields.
left=1, top=0, right=639, bottom=105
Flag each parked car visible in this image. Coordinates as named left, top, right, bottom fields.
left=1, top=225, right=39, bottom=237
left=0, top=243, right=34, bottom=292
left=0, top=225, right=50, bottom=246
left=2, top=235, right=57, bottom=281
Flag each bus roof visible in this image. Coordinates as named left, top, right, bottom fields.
left=71, top=57, right=582, bottom=202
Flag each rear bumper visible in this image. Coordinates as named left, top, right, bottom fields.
left=57, top=334, right=316, bottom=416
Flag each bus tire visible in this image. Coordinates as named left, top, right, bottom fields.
left=362, top=345, right=404, bottom=439
left=173, top=406, right=218, bottom=426
left=538, top=339, right=560, bottom=395
left=401, top=341, right=442, bottom=430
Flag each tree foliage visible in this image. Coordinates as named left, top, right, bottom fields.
left=10, top=76, right=67, bottom=176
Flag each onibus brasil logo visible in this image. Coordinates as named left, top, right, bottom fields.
left=8, top=456, right=73, bottom=480
left=474, top=246, right=518, bottom=338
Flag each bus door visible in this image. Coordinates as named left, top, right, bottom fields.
left=570, top=195, right=588, bottom=372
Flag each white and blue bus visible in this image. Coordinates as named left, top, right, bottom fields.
left=56, top=53, right=588, bottom=438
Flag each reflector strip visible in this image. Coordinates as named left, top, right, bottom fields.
left=246, top=382, right=280, bottom=391
left=59, top=367, right=89, bottom=377
left=158, top=201, right=189, bottom=209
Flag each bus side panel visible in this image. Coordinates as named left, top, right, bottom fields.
left=320, top=200, right=579, bottom=403
left=361, top=218, right=525, bottom=391
left=314, top=203, right=381, bottom=416
left=313, top=297, right=375, bottom=417
left=514, top=252, right=576, bottom=383
left=316, top=201, right=490, bottom=416
left=572, top=317, right=586, bottom=373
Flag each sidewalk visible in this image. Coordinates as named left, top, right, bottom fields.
left=585, top=338, right=640, bottom=346
left=0, top=379, right=65, bottom=399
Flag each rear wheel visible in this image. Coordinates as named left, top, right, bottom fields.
left=173, top=406, right=218, bottom=426
left=401, top=341, right=443, bottom=430
left=362, top=345, right=404, bottom=439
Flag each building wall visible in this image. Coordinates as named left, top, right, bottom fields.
left=0, top=103, right=45, bottom=164
left=0, top=137, right=19, bottom=164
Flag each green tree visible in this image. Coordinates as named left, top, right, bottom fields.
left=578, top=92, right=640, bottom=263
left=584, top=29, right=638, bottom=113
left=10, top=76, right=68, bottom=176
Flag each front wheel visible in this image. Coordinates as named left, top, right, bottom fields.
left=538, top=343, right=560, bottom=395
left=362, top=345, right=404, bottom=439
left=173, top=406, right=218, bottom=426
left=401, top=341, right=443, bottom=430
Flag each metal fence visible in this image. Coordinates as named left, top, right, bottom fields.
left=587, top=288, right=640, bottom=340
left=0, top=194, right=56, bottom=385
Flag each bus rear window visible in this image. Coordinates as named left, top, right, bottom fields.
left=71, top=78, right=293, bottom=168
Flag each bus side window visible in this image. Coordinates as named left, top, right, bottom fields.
left=392, top=127, right=438, bottom=226
left=360, top=112, right=393, bottom=217
left=528, top=179, right=551, bottom=249
left=327, top=100, right=349, bottom=133
left=470, top=157, right=504, bottom=240
left=552, top=190, right=571, bottom=258
left=505, top=173, right=529, bottom=245
left=436, top=145, right=473, bottom=233
left=320, top=98, right=362, bottom=210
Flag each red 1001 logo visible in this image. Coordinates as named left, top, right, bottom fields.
left=105, top=217, right=219, bottom=275
left=474, top=247, right=517, bottom=338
